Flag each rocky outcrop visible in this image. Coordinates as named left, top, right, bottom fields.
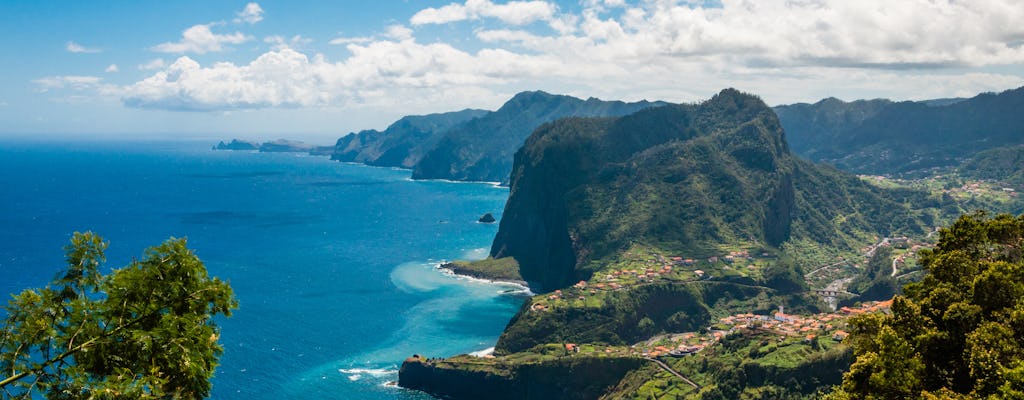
left=214, top=139, right=259, bottom=150
left=258, top=139, right=315, bottom=153
left=478, top=213, right=496, bottom=223
left=398, top=355, right=644, bottom=400
left=490, top=88, right=939, bottom=291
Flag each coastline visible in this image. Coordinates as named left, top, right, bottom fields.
left=435, top=262, right=532, bottom=295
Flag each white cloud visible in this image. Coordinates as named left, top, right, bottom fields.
left=235, top=3, right=264, bottom=24
left=105, top=64, right=119, bottom=73
left=33, top=76, right=103, bottom=92
left=105, top=0, right=1024, bottom=114
left=329, top=36, right=373, bottom=45
left=265, top=35, right=312, bottom=50
left=411, top=0, right=557, bottom=26
left=66, top=41, right=100, bottom=53
left=152, top=24, right=251, bottom=54
left=139, top=58, right=167, bottom=70
left=384, top=25, right=414, bottom=41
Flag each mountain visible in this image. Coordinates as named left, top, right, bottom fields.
left=959, top=144, right=1024, bottom=186
left=331, top=108, right=488, bottom=168
left=412, top=91, right=666, bottom=184
left=491, top=88, right=940, bottom=291
left=399, top=89, right=955, bottom=399
left=774, top=86, right=1024, bottom=175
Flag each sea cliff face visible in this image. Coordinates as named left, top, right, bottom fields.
left=331, top=109, right=488, bottom=168
left=398, top=355, right=644, bottom=400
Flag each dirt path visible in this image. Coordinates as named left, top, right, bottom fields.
left=645, top=357, right=700, bottom=389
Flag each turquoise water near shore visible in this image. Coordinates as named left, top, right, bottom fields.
left=0, top=140, right=525, bottom=399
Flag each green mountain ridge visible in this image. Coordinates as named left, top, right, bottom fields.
left=330, top=91, right=666, bottom=184
left=492, top=88, right=940, bottom=291
left=398, top=89, right=963, bottom=399
left=331, top=108, right=489, bottom=168
left=774, top=86, right=1024, bottom=175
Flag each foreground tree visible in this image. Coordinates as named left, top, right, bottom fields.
left=827, top=212, right=1024, bottom=399
left=1, top=232, right=237, bottom=399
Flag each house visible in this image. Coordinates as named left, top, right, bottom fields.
left=833, top=331, right=849, bottom=341
left=565, top=343, right=579, bottom=353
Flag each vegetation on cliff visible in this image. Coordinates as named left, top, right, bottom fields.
left=827, top=212, right=1024, bottom=399
left=491, top=88, right=947, bottom=291
left=774, top=86, right=1024, bottom=175
left=331, top=108, right=488, bottom=168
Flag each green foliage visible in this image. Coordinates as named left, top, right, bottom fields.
left=775, top=86, right=1024, bottom=175
left=830, top=212, right=1024, bottom=399
left=603, top=331, right=851, bottom=400
left=844, top=246, right=899, bottom=304
left=0, top=232, right=237, bottom=399
left=493, top=88, right=945, bottom=290
left=959, top=145, right=1024, bottom=186
left=446, top=258, right=522, bottom=282
left=413, top=91, right=664, bottom=183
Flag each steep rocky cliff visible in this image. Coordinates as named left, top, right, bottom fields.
left=411, top=91, right=666, bottom=184
left=399, top=355, right=644, bottom=400
left=491, top=89, right=938, bottom=291
left=331, top=108, right=488, bottom=168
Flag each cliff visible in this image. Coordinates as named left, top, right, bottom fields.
left=399, top=354, right=644, bottom=400
left=412, top=91, right=666, bottom=184
left=491, top=88, right=940, bottom=291
left=331, top=108, right=488, bottom=168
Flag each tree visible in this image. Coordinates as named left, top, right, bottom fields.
left=826, top=212, right=1024, bottom=399
left=1, top=232, right=237, bottom=399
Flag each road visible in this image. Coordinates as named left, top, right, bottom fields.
left=645, top=357, right=701, bottom=389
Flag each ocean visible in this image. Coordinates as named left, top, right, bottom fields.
left=0, top=140, right=526, bottom=399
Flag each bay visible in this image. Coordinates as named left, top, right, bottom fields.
left=0, top=139, right=524, bottom=399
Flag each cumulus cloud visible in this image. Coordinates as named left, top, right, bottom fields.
left=109, top=0, right=1024, bottom=113
left=119, top=39, right=560, bottom=111
left=152, top=24, right=251, bottom=54
left=105, top=64, right=119, bottom=73
left=411, top=0, right=557, bottom=26
left=66, top=41, right=100, bottom=53
left=234, top=3, right=264, bottom=24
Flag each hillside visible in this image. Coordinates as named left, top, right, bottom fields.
left=492, top=89, right=942, bottom=291
left=399, top=89, right=956, bottom=399
left=774, top=86, right=1024, bottom=175
left=331, top=108, right=488, bottom=168
left=958, top=144, right=1024, bottom=186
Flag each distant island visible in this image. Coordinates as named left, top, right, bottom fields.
left=214, top=138, right=333, bottom=156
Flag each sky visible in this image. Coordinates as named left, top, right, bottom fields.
left=1, top=0, right=1023, bottom=142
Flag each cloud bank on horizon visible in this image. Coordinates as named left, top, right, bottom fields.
left=18, top=0, right=1024, bottom=135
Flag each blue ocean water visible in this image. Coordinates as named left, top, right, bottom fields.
left=0, top=140, right=525, bottom=399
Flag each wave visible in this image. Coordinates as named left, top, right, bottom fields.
left=339, top=367, right=398, bottom=377
left=469, top=347, right=495, bottom=357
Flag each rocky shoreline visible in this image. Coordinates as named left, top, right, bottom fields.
left=435, top=262, right=530, bottom=290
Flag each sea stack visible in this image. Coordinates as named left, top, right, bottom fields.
left=478, top=213, right=496, bottom=223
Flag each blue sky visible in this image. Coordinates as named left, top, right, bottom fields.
left=2, top=0, right=1023, bottom=141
